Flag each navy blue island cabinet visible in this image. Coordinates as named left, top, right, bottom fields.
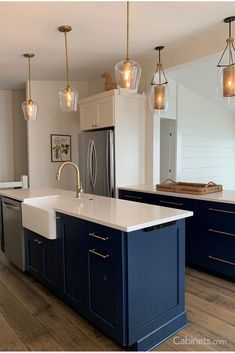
left=57, top=214, right=186, bottom=351
left=25, top=214, right=187, bottom=351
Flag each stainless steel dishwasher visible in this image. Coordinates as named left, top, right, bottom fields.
left=2, top=197, right=25, bottom=271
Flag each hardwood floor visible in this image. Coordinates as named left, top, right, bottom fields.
left=0, top=251, right=234, bottom=351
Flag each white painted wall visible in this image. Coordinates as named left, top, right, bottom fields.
left=27, top=81, right=88, bottom=190
left=12, top=90, right=28, bottom=180
left=176, top=83, right=235, bottom=190
left=0, top=91, right=14, bottom=182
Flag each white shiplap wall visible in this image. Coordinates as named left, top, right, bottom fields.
left=177, top=83, right=235, bottom=190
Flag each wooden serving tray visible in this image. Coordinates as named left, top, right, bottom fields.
left=156, top=181, right=223, bottom=195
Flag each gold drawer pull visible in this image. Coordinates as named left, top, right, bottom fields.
left=89, top=249, right=109, bottom=259
left=209, top=208, right=235, bottom=215
left=209, top=228, right=235, bottom=238
left=124, top=194, right=142, bottom=200
left=208, top=255, right=235, bottom=266
left=88, top=232, right=109, bottom=241
left=160, top=200, right=183, bottom=206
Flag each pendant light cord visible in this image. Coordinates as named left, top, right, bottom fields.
left=126, top=1, right=129, bottom=60
left=64, top=31, right=69, bottom=88
left=228, top=21, right=233, bottom=65
left=28, top=57, right=31, bottom=101
left=158, top=49, right=162, bottom=84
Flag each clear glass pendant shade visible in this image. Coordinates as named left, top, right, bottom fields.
left=59, top=86, right=79, bottom=112
left=115, top=59, right=141, bottom=93
left=22, top=99, right=38, bottom=121
left=148, top=84, right=169, bottom=113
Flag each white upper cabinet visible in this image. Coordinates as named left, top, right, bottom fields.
left=79, top=92, right=114, bottom=131
left=79, top=89, right=146, bottom=188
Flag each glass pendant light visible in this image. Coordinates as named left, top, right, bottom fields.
left=217, top=16, right=235, bottom=101
left=114, top=1, right=141, bottom=93
left=22, top=53, right=38, bottom=121
left=58, top=25, right=78, bottom=112
left=149, top=46, right=169, bottom=113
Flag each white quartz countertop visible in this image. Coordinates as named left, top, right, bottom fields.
left=0, top=187, right=75, bottom=201
left=0, top=188, right=192, bottom=233
left=118, top=184, right=235, bottom=204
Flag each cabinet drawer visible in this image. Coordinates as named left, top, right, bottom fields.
left=200, top=201, right=235, bottom=234
left=156, top=195, right=195, bottom=211
left=119, top=190, right=154, bottom=205
left=86, top=222, right=121, bottom=254
left=206, top=228, right=235, bottom=260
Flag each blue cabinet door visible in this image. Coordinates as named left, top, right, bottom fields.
left=25, top=229, right=62, bottom=293
left=57, top=214, right=89, bottom=314
left=86, top=222, right=126, bottom=345
left=43, top=238, right=62, bottom=293
left=25, top=230, right=44, bottom=279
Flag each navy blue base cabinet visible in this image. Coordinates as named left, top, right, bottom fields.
left=119, top=189, right=235, bottom=281
left=57, top=214, right=187, bottom=350
left=25, top=214, right=187, bottom=351
left=24, top=229, right=63, bottom=294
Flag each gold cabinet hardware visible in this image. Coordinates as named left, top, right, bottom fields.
left=124, top=194, right=142, bottom=200
left=208, top=228, right=235, bottom=238
left=209, top=207, right=235, bottom=215
left=159, top=200, right=183, bottom=206
left=89, top=248, right=109, bottom=259
left=88, top=232, right=109, bottom=241
left=208, top=255, right=235, bottom=266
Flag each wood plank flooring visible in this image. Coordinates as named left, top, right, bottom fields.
left=0, top=251, right=234, bottom=351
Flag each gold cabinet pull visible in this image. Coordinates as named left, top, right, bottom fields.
left=209, top=207, right=235, bottom=215
left=89, top=249, right=109, bottom=259
left=88, top=232, right=109, bottom=241
left=208, top=228, right=235, bottom=238
left=159, top=200, right=183, bottom=206
left=208, top=255, right=235, bottom=266
left=123, top=194, right=142, bottom=200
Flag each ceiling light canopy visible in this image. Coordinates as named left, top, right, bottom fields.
left=22, top=53, right=38, bottom=121
left=58, top=25, right=78, bottom=112
left=217, top=16, right=235, bottom=100
left=114, top=1, right=141, bottom=94
left=149, top=46, right=169, bottom=112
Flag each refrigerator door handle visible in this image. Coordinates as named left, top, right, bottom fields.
left=106, top=134, right=111, bottom=197
left=87, top=139, right=93, bottom=189
left=106, top=131, right=114, bottom=197
left=92, top=140, right=97, bottom=189
left=109, top=132, right=114, bottom=197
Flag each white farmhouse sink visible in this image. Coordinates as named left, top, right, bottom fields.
left=22, top=195, right=81, bottom=239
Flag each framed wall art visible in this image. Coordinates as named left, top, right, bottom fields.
left=51, top=134, right=71, bottom=162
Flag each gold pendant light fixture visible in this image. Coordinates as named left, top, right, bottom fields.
left=115, top=1, right=141, bottom=93
left=149, top=46, right=169, bottom=112
left=58, top=25, right=78, bottom=112
left=217, top=16, right=235, bottom=100
left=22, top=53, right=38, bottom=121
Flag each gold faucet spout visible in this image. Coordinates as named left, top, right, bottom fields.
left=55, top=162, right=82, bottom=198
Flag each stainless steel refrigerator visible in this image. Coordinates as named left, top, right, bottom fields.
left=78, top=129, right=115, bottom=197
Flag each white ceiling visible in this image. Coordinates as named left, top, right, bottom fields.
left=1, top=1, right=235, bottom=89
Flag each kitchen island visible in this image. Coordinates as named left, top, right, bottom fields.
left=119, top=184, right=235, bottom=281
left=0, top=188, right=192, bottom=351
